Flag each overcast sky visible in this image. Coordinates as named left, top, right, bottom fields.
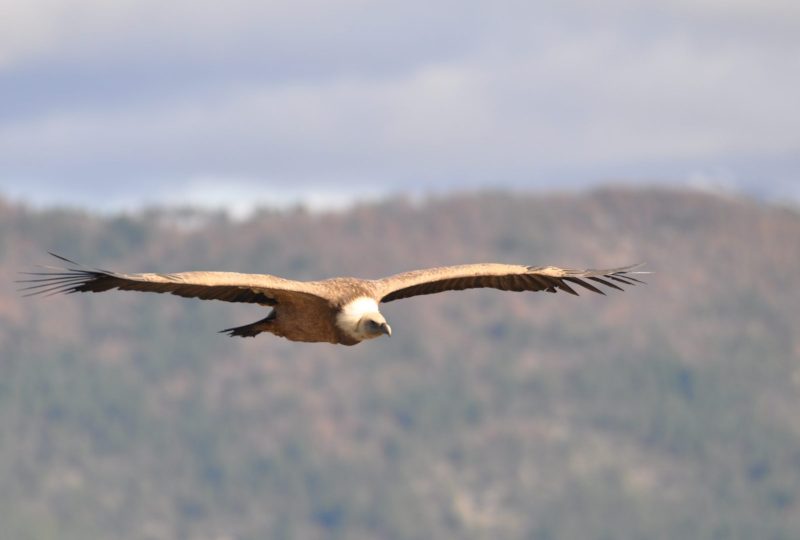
left=1, top=0, right=798, bottom=212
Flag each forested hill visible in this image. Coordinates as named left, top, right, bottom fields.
left=1, top=187, right=799, bottom=540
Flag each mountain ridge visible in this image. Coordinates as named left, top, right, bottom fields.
left=1, top=186, right=798, bottom=539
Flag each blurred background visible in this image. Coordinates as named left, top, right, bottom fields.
left=1, top=1, right=799, bottom=539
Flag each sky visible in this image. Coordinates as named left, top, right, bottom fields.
left=1, top=0, right=798, bottom=213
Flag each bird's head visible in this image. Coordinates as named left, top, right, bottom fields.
left=356, top=313, right=392, bottom=340
left=336, top=296, right=392, bottom=342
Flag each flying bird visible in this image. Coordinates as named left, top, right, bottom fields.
left=21, top=253, right=646, bottom=346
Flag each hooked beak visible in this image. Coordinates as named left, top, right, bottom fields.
left=380, top=322, right=392, bottom=337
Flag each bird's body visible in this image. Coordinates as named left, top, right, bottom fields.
left=21, top=254, right=646, bottom=345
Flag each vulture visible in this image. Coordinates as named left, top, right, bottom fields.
left=21, top=253, right=646, bottom=346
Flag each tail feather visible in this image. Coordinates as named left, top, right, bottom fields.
left=220, top=313, right=275, bottom=338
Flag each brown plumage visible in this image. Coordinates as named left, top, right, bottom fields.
left=20, top=253, right=647, bottom=346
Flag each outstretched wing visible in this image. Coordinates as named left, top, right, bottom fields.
left=19, top=253, right=322, bottom=305
left=375, top=263, right=647, bottom=303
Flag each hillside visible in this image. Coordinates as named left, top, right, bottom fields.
left=1, top=188, right=799, bottom=540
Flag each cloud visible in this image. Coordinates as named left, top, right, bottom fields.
left=1, top=1, right=799, bottom=207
